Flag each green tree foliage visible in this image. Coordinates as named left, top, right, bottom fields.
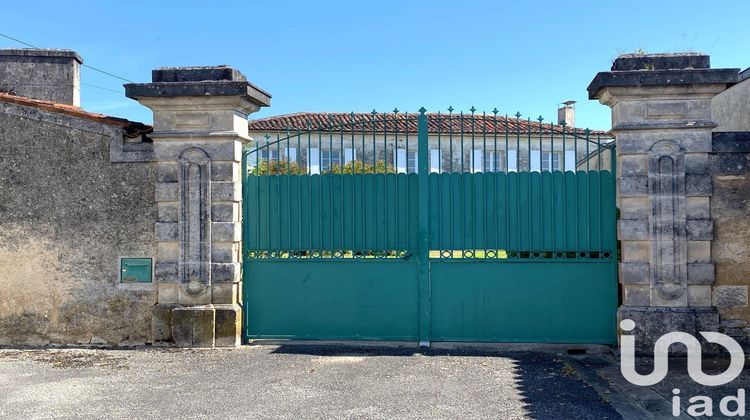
left=250, top=159, right=395, bottom=175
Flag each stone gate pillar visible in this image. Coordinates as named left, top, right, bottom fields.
left=588, top=54, right=739, bottom=351
left=125, top=67, right=271, bottom=347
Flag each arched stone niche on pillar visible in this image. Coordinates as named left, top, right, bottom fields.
left=178, top=147, right=212, bottom=303
left=648, top=140, right=687, bottom=305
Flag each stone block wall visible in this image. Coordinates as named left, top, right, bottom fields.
left=711, top=133, right=750, bottom=348
left=0, top=103, right=157, bottom=346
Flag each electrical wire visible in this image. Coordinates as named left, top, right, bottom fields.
left=0, top=32, right=135, bottom=83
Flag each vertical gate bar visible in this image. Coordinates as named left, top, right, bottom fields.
left=340, top=120, right=345, bottom=253
left=597, top=133, right=603, bottom=253
left=306, top=122, right=312, bottom=252
left=562, top=123, right=567, bottom=253
left=372, top=111, right=377, bottom=253
left=551, top=122, right=556, bottom=254
left=492, top=109, right=498, bottom=253
left=449, top=108, right=454, bottom=256
left=277, top=133, right=282, bottom=252
left=586, top=130, right=591, bottom=254
left=241, top=148, right=248, bottom=343
left=574, top=131, right=579, bottom=254
left=383, top=112, right=389, bottom=253
left=318, top=128, right=323, bottom=252
left=482, top=110, right=487, bottom=255
left=395, top=110, right=400, bottom=252
left=361, top=117, right=366, bottom=252
left=266, top=137, right=271, bottom=253
left=417, top=107, right=430, bottom=345
left=351, top=116, right=356, bottom=254
left=504, top=114, right=509, bottom=252
left=297, top=130, right=302, bottom=253
left=527, top=117, right=532, bottom=252
left=515, top=113, right=521, bottom=253
left=471, top=108, right=476, bottom=254
left=286, top=132, right=292, bottom=255
left=437, top=112, right=442, bottom=254
left=406, top=112, right=411, bottom=252
left=538, top=116, right=543, bottom=252
left=460, top=111, right=465, bottom=254
left=329, top=119, right=334, bottom=253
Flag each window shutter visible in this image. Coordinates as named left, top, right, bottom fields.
left=307, top=148, right=320, bottom=174
left=344, top=148, right=356, bottom=164
left=395, top=148, right=407, bottom=173
left=564, top=150, right=576, bottom=172
left=471, top=149, right=483, bottom=173
left=530, top=150, right=541, bottom=172
left=430, top=149, right=441, bottom=173
left=507, top=150, right=518, bottom=172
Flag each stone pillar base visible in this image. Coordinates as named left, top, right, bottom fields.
left=151, top=304, right=242, bottom=348
left=618, top=306, right=720, bottom=354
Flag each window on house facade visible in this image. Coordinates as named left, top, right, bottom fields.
left=395, top=149, right=417, bottom=173
left=260, top=149, right=280, bottom=162
left=483, top=151, right=503, bottom=172
left=321, top=150, right=341, bottom=172
left=530, top=151, right=561, bottom=172
left=470, top=150, right=504, bottom=172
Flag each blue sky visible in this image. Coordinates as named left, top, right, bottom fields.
left=2, top=0, right=749, bottom=130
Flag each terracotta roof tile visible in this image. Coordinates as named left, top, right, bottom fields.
left=0, top=92, right=152, bottom=136
left=248, top=112, right=606, bottom=136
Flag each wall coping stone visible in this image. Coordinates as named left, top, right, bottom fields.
left=588, top=68, right=739, bottom=100
left=0, top=48, right=83, bottom=63
left=124, top=66, right=271, bottom=108
left=611, top=53, right=710, bottom=71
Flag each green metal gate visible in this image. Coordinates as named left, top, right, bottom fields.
left=242, top=108, right=617, bottom=344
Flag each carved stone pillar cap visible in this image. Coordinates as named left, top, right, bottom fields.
left=124, top=65, right=271, bottom=108
left=587, top=53, right=739, bottom=100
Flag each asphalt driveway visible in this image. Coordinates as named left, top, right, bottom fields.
left=0, top=345, right=621, bottom=420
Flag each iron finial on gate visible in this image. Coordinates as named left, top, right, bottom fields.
left=469, top=106, right=476, bottom=114
left=515, top=111, right=522, bottom=119
left=492, top=108, right=499, bottom=116
left=418, top=107, right=427, bottom=114
left=393, top=108, right=399, bottom=114
left=447, top=106, right=454, bottom=113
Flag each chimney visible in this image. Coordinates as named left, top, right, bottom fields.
left=558, top=100, right=576, bottom=127
left=0, top=48, right=83, bottom=106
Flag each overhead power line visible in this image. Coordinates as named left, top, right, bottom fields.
left=82, top=83, right=124, bottom=94
left=0, top=32, right=135, bottom=83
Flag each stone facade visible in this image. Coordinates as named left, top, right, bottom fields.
left=589, top=53, right=741, bottom=352
left=125, top=66, right=270, bottom=347
left=0, top=100, right=157, bottom=346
